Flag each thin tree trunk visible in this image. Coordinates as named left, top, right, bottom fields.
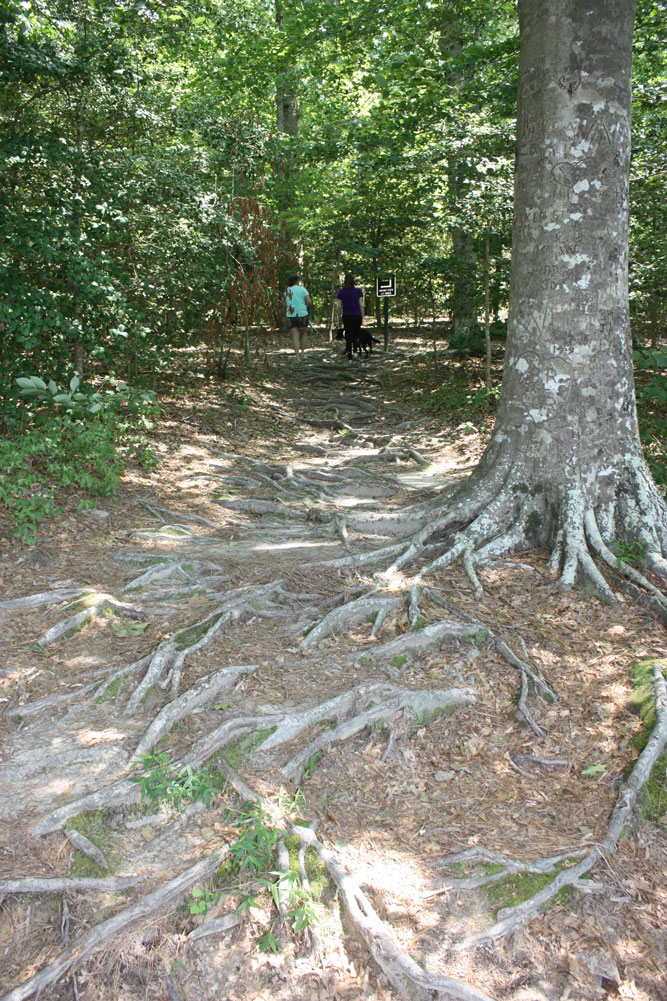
left=484, top=232, right=491, bottom=390
left=72, top=2, right=87, bottom=374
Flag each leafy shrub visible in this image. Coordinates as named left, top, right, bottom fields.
left=0, top=375, right=158, bottom=542
left=634, top=347, right=667, bottom=493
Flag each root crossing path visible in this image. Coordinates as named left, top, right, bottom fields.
left=1, top=344, right=666, bottom=1001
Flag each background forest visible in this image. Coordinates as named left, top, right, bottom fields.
left=0, top=0, right=665, bottom=538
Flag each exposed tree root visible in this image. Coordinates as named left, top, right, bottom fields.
left=280, top=683, right=475, bottom=785
left=123, top=581, right=283, bottom=711
left=36, top=593, right=146, bottom=649
left=302, top=595, right=403, bottom=647
left=353, top=620, right=483, bottom=669
left=459, top=659, right=667, bottom=947
left=0, top=876, right=144, bottom=895
left=133, top=663, right=258, bottom=757
left=27, top=679, right=472, bottom=837
left=0, top=854, right=219, bottom=1001
left=208, top=761, right=494, bottom=1001
left=0, top=583, right=82, bottom=611
left=292, top=826, right=494, bottom=1001
left=434, top=847, right=584, bottom=892
left=4, top=366, right=666, bottom=1001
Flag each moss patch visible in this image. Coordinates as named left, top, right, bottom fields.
left=628, top=659, right=667, bottom=821
left=411, top=703, right=455, bottom=726
left=224, top=728, right=276, bottom=769
left=485, top=869, right=573, bottom=917
left=95, top=676, right=123, bottom=703
left=65, top=809, right=121, bottom=876
left=283, top=837, right=334, bottom=906
left=174, top=611, right=224, bottom=650
left=390, top=655, right=409, bottom=670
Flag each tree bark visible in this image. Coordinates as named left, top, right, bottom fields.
left=421, top=0, right=667, bottom=592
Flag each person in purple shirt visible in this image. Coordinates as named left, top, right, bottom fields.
left=335, top=274, right=364, bottom=360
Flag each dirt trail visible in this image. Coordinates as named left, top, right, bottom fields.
left=1, top=342, right=665, bottom=1001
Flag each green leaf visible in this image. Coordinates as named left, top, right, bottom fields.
left=581, top=764, right=607, bottom=777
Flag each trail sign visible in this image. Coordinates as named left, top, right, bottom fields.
left=375, top=275, right=396, bottom=297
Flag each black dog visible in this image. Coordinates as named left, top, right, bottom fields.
left=357, top=329, right=380, bottom=358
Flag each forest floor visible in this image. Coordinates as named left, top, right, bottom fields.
left=0, top=334, right=666, bottom=1001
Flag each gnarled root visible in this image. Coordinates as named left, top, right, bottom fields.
left=291, top=826, right=494, bottom=1001
left=461, top=659, right=667, bottom=947
left=0, top=854, right=219, bottom=1001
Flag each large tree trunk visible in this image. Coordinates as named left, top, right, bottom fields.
left=403, top=0, right=667, bottom=596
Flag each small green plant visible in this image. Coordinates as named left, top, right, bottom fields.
left=581, top=763, right=607, bottom=778
left=183, top=886, right=220, bottom=917
left=258, top=929, right=282, bottom=953
left=613, top=539, right=647, bottom=568
left=227, top=386, right=253, bottom=410
left=216, top=796, right=321, bottom=953
left=303, top=752, right=321, bottom=778
left=111, top=619, right=149, bottom=638
left=229, top=801, right=279, bottom=874
left=130, top=751, right=219, bottom=811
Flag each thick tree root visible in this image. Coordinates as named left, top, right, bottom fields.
left=353, top=620, right=483, bottom=669
left=207, top=762, right=493, bottom=1001
left=133, top=663, right=258, bottom=757
left=292, top=826, right=494, bottom=1001
left=0, top=854, right=219, bottom=1001
left=280, top=683, right=475, bottom=785
left=36, top=593, right=146, bottom=648
left=0, top=876, right=144, bottom=895
left=0, top=583, right=82, bottom=611
left=124, top=581, right=283, bottom=712
left=29, top=682, right=473, bottom=836
left=302, top=595, right=403, bottom=647
left=460, top=660, right=667, bottom=947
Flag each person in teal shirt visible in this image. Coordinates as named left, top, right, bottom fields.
left=285, top=275, right=312, bottom=360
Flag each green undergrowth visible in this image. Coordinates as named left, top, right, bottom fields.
left=0, top=377, right=158, bottom=543
left=129, top=748, right=329, bottom=954
left=634, top=347, right=667, bottom=494
left=130, top=751, right=224, bottom=811
left=415, top=355, right=502, bottom=434
left=213, top=796, right=328, bottom=953
left=628, top=658, right=667, bottom=822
